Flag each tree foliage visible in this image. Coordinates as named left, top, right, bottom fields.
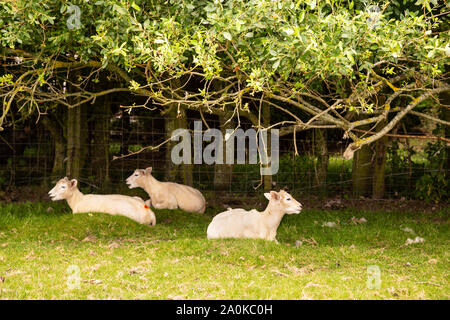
left=1, top=0, right=449, bottom=158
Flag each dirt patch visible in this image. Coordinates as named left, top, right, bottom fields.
left=1, top=187, right=448, bottom=214
left=0, top=185, right=50, bottom=203
left=207, top=192, right=449, bottom=214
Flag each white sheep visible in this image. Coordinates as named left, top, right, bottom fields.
left=48, top=177, right=156, bottom=225
left=126, top=167, right=206, bottom=213
left=207, top=190, right=302, bottom=241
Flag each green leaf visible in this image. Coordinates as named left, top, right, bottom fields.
left=273, top=59, right=280, bottom=70
left=223, top=32, right=232, bottom=41
left=283, top=28, right=294, bottom=36
left=346, top=52, right=355, bottom=63
left=131, top=2, right=140, bottom=11
left=299, top=11, right=305, bottom=23
left=308, top=0, right=316, bottom=10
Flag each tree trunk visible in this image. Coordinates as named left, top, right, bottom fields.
left=66, top=105, right=83, bottom=179
left=313, top=128, right=328, bottom=196
left=120, top=111, right=131, bottom=156
left=42, top=115, right=66, bottom=178
left=164, top=79, right=190, bottom=183
left=441, top=79, right=450, bottom=174
left=351, top=111, right=379, bottom=199
left=178, top=107, right=193, bottom=186
left=214, top=110, right=234, bottom=191
left=445, top=99, right=450, bottom=172
left=164, top=105, right=180, bottom=182
left=372, top=120, right=388, bottom=199
left=66, top=71, right=87, bottom=179
left=80, top=104, right=88, bottom=173
left=93, top=98, right=110, bottom=188
left=372, top=136, right=387, bottom=199
left=262, top=102, right=272, bottom=191
left=352, top=144, right=372, bottom=198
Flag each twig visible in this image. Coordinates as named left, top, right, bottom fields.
left=352, top=129, right=450, bottom=143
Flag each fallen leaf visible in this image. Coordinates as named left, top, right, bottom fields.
left=401, top=227, right=415, bottom=234
left=138, top=258, right=153, bottom=265
left=271, top=269, right=289, bottom=277
left=167, top=294, right=186, bottom=300
left=322, top=222, right=337, bottom=228
left=350, top=217, right=367, bottom=225
left=405, top=236, right=425, bottom=246
left=108, top=242, right=120, bottom=249
left=323, top=199, right=342, bottom=209
left=128, top=267, right=148, bottom=275
left=82, top=235, right=97, bottom=242
left=5, top=269, right=24, bottom=276
left=286, top=264, right=312, bottom=276
left=299, top=237, right=318, bottom=246
left=303, top=282, right=322, bottom=289
left=89, top=279, right=102, bottom=284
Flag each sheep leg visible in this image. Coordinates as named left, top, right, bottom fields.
left=152, top=201, right=175, bottom=210
left=268, top=231, right=278, bottom=242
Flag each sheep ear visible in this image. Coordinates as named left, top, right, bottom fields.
left=70, top=179, right=78, bottom=188
left=264, top=193, right=271, bottom=201
left=63, top=176, right=69, bottom=181
left=145, top=167, right=152, bottom=175
left=270, top=191, right=280, bottom=201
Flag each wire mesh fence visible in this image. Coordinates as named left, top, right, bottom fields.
left=0, top=112, right=448, bottom=203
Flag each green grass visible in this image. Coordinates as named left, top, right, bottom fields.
left=0, top=202, right=448, bottom=300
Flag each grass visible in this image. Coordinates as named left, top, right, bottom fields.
left=0, top=201, right=448, bottom=300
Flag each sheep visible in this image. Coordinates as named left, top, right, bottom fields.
left=207, top=190, right=302, bottom=241
left=48, top=177, right=156, bottom=225
left=126, top=167, right=206, bottom=213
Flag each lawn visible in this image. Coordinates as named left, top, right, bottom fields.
left=0, top=202, right=448, bottom=300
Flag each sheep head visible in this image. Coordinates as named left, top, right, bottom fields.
left=48, top=177, right=78, bottom=201
left=126, top=167, right=152, bottom=189
left=264, top=190, right=302, bottom=214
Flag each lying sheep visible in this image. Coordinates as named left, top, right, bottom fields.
left=126, top=167, right=206, bottom=213
left=48, top=177, right=156, bottom=225
left=207, top=190, right=302, bottom=241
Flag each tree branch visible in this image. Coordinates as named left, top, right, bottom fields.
left=343, top=85, right=450, bottom=160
